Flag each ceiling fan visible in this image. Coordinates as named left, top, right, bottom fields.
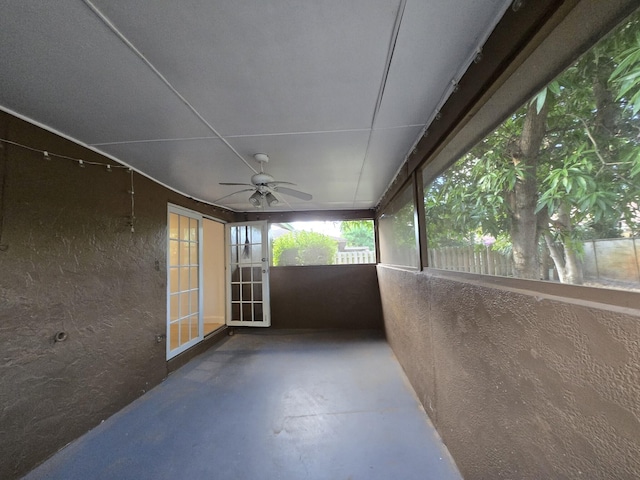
left=217, top=153, right=313, bottom=207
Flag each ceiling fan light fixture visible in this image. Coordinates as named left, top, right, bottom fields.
left=219, top=153, right=312, bottom=206
left=265, top=192, right=279, bottom=207
left=249, top=191, right=262, bottom=206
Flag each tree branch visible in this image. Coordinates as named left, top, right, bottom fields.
left=544, top=233, right=566, bottom=281
left=577, top=116, right=608, bottom=167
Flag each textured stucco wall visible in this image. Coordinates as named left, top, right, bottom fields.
left=377, top=265, right=640, bottom=479
left=0, top=112, right=233, bottom=479
left=270, top=265, right=383, bottom=329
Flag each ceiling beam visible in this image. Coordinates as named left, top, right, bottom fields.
left=240, top=209, right=376, bottom=223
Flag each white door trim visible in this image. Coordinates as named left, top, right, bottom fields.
left=166, top=204, right=204, bottom=359
left=226, top=220, right=270, bottom=327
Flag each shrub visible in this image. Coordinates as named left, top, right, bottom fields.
left=272, top=231, right=338, bottom=266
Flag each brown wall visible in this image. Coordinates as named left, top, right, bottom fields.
left=270, top=265, right=383, bottom=330
left=0, top=112, right=234, bottom=480
left=377, top=265, right=640, bottom=479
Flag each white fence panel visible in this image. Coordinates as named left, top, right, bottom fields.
left=335, top=251, right=376, bottom=265
left=429, top=246, right=512, bottom=276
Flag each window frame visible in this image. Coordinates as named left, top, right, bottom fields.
left=376, top=0, right=640, bottom=299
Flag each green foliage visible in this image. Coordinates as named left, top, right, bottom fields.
left=424, top=10, right=640, bottom=280
left=610, top=31, right=640, bottom=114
left=340, top=220, right=375, bottom=250
left=531, top=81, right=560, bottom=114
left=491, top=233, right=513, bottom=255
left=272, top=231, right=338, bottom=266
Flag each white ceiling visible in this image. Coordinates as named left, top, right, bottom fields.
left=0, top=0, right=510, bottom=211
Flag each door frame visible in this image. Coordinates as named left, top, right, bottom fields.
left=166, top=204, right=204, bottom=359
left=225, top=220, right=271, bottom=327
left=202, top=215, right=228, bottom=336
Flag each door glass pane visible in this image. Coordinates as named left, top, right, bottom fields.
left=251, top=226, right=262, bottom=244
left=190, top=267, right=198, bottom=289
left=230, top=264, right=240, bottom=283
left=230, top=246, right=239, bottom=265
left=190, top=242, right=198, bottom=265
left=230, top=226, right=239, bottom=245
left=190, top=218, right=198, bottom=241
left=169, top=213, right=179, bottom=240
left=169, top=240, right=179, bottom=266
left=180, top=292, right=190, bottom=318
left=170, top=295, right=179, bottom=321
left=252, top=244, right=262, bottom=262
left=170, top=322, right=179, bottom=350
left=231, top=284, right=240, bottom=302
left=242, top=283, right=251, bottom=301
left=253, top=284, right=262, bottom=301
left=180, top=215, right=190, bottom=241
left=231, top=303, right=240, bottom=321
left=254, top=303, right=263, bottom=321
left=190, top=290, right=198, bottom=315
left=170, top=268, right=179, bottom=294
left=179, top=319, right=189, bottom=341
left=253, top=267, right=262, bottom=282
left=180, top=267, right=190, bottom=291
left=189, top=315, right=199, bottom=340
left=242, top=303, right=252, bottom=321
left=180, top=242, right=189, bottom=265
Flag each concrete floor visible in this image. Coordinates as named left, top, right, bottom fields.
left=24, top=330, right=461, bottom=480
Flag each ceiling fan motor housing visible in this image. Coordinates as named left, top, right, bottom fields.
left=251, top=173, right=275, bottom=185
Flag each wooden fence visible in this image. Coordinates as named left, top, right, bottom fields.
left=428, top=245, right=512, bottom=276
left=429, top=239, right=640, bottom=285
left=583, top=238, right=640, bottom=283
left=335, top=250, right=376, bottom=265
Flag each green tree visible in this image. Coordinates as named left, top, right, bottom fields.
left=425, top=11, right=640, bottom=284
left=340, top=220, right=374, bottom=250
left=272, top=231, right=338, bottom=266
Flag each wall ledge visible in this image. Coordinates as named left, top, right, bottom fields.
left=376, top=264, right=640, bottom=315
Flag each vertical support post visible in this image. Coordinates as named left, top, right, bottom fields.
left=413, top=171, right=429, bottom=270
left=374, top=215, right=381, bottom=264
left=633, top=238, right=640, bottom=283
left=592, top=240, right=599, bottom=282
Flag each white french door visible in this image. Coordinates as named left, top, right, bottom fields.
left=226, top=221, right=270, bottom=327
left=167, top=205, right=203, bottom=358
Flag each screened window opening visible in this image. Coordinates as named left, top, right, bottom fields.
left=423, top=10, right=640, bottom=291
left=270, top=220, right=375, bottom=266
left=379, top=182, right=419, bottom=269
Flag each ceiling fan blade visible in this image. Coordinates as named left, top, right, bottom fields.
left=273, top=186, right=313, bottom=201
left=212, top=188, right=255, bottom=203
left=219, top=182, right=253, bottom=186
left=267, top=181, right=296, bottom=186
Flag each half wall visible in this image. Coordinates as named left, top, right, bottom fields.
left=377, top=265, right=640, bottom=479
